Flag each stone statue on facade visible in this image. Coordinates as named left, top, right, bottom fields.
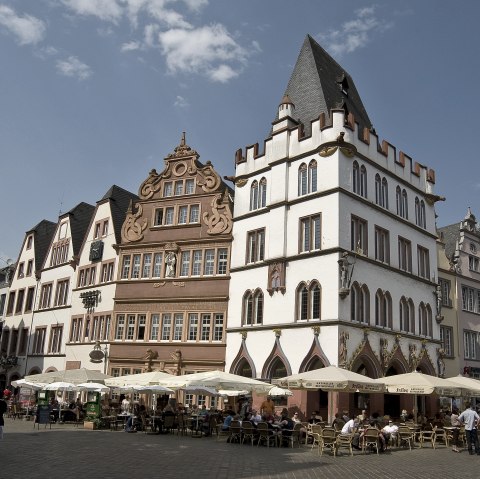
left=437, top=348, right=446, bottom=378
left=339, top=331, right=349, bottom=367
left=165, top=251, right=176, bottom=277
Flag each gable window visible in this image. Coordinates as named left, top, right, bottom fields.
left=17, top=263, right=24, bottom=278
left=54, top=280, right=69, bottom=306
left=25, top=287, right=35, bottom=312
left=185, top=179, right=195, bottom=194
left=163, top=182, right=173, bottom=197
left=15, top=289, right=25, bottom=314
left=26, top=260, right=33, bottom=276
left=26, top=235, right=33, bottom=249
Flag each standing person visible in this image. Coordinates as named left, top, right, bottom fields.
left=450, top=407, right=461, bottom=453
left=458, top=403, right=480, bottom=455
left=0, top=390, right=7, bottom=440
left=260, top=396, right=275, bottom=417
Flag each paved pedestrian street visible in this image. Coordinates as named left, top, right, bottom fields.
left=1, top=418, right=479, bottom=479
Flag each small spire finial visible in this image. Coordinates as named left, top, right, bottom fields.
left=180, top=131, right=186, bottom=147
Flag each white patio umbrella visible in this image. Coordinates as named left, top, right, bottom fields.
left=158, top=370, right=272, bottom=393
left=377, top=372, right=464, bottom=396
left=25, top=368, right=111, bottom=385
left=105, top=370, right=173, bottom=387
left=43, top=382, right=79, bottom=422
left=76, top=382, right=111, bottom=393
left=268, top=385, right=293, bottom=397
left=11, top=379, right=47, bottom=390
left=218, top=390, right=249, bottom=397
left=277, top=365, right=385, bottom=393
left=445, top=375, right=480, bottom=397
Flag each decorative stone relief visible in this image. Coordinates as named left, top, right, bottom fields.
left=194, top=161, right=222, bottom=193
left=267, top=262, right=286, bottom=295
left=121, top=202, right=147, bottom=243
left=339, top=330, right=349, bottom=367
left=143, top=349, right=158, bottom=372
left=203, top=193, right=233, bottom=235
left=409, top=344, right=418, bottom=372
left=437, top=348, right=446, bottom=378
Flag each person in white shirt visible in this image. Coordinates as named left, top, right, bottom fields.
left=341, top=417, right=360, bottom=449
left=381, top=420, right=398, bottom=448
left=458, top=404, right=480, bottom=455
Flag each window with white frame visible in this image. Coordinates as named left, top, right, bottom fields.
left=101, top=262, right=114, bottom=283
left=201, top=314, right=211, bottom=341
left=214, top=314, right=224, bottom=341
left=188, top=313, right=198, bottom=341
left=163, top=182, right=173, bottom=197
left=54, top=279, right=69, bottom=306
left=440, top=326, right=453, bottom=357
left=39, top=283, right=53, bottom=309
left=150, top=314, right=160, bottom=341
left=296, top=281, right=321, bottom=321
left=142, top=254, right=152, bottom=278
left=415, top=197, right=426, bottom=228
left=439, top=278, right=452, bottom=307
left=115, top=315, right=125, bottom=340
left=461, top=285, right=480, bottom=313
left=352, top=161, right=367, bottom=198
left=161, top=314, right=172, bottom=341
left=153, top=253, right=163, bottom=278
left=173, top=314, right=184, bottom=341
left=375, top=174, right=389, bottom=208
left=49, top=325, right=63, bottom=353
left=298, top=160, right=317, bottom=196
left=185, top=179, right=195, bottom=194
left=180, top=251, right=190, bottom=276
left=464, top=330, right=478, bottom=359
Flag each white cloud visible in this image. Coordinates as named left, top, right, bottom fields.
left=121, top=40, right=141, bottom=51
left=144, top=23, right=159, bottom=47
left=56, top=55, right=92, bottom=80
left=0, top=5, right=46, bottom=45
left=317, top=5, right=392, bottom=57
left=60, top=0, right=123, bottom=23
left=174, top=95, right=189, bottom=108
left=158, top=24, right=248, bottom=82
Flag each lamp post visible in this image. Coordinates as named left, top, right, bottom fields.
left=89, top=341, right=109, bottom=374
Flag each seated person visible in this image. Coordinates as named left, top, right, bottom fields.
left=341, top=416, right=361, bottom=449
left=308, top=411, right=322, bottom=424
left=198, top=405, right=209, bottom=417
left=249, top=409, right=262, bottom=426
left=279, top=413, right=295, bottom=446
left=381, top=420, right=398, bottom=447
left=222, top=410, right=235, bottom=431
left=365, top=421, right=387, bottom=451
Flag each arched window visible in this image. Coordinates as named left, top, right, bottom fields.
left=351, top=282, right=370, bottom=324
left=236, top=358, right=253, bottom=378
left=249, top=181, right=258, bottom=211
left=396, top=186, right=402, bottom=216
left=402, top=190, right=408, bottom=219
left=353, top=161, right=360, bottom=194
left=269, top=358, right=287, bottom=380
left=309, top=160, right=317, bottom=193
left=426, top=304, right=433, bottom=337
left=419, top=302, right=427, bottom=336
left=297, top=281, right=321, bottom=321
left=298, top=163, right=308, bottom=196
left=415, top=197, right=425, bottom=227
left=375, top=289, right=392, bottom=328
left=375, top=174, right=381, bottom=205
left=401, top=297, right=416, bottom=333
left=360, top=165, right=367, bottom=198
left=242, top=289, right=264, bottom=325
left=259, top=178, right=267, bottom=208
left=382, top=177, right=389, bottom=209
left=250, top=178, right=267, bottom=210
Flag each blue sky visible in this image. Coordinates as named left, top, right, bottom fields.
left=1, top=0, right=479, bottom=262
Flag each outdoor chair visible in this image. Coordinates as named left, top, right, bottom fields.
left=433, top=425, right=447, bottom=447
left=319, top=427, right=337, bottom=456
left=256, top=422, right=277, bottom=447
left=308, top=424, right=323, bottom=451
left=398, top=425, right=415, bottom=450
left=176, top=414, right=188, bottom=436
left=419, top=424, right=436, bottom=448
left=241, top=421, right=256, bottom=446
left=336, top=432, right=354, bottom=456
left=281, top=422, right=303, bottom=448
left=163, top=414, right=175, bottom=434
left=228, top=420, right=242, bottom=444
left=362, top=427, right=380, bottom=454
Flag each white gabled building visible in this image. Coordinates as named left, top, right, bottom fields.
left=225, top=35, right=443, bottom=419
left=66, top=185, right=138, bottom=372
left=0, top=220, right=55, bottom=386
left=29, top=203, right=95, bottom=375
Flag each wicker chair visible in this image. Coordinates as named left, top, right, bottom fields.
left=336, top=433, right=354, bottom=456
left=241, top=421, right=256, bottom=446
left=257, top=422, right=277, bottom=447
left=419, top=424, right=436, bottom=448
left=362, top=427, right=380, bottom=454
left=319, top=427, right=337, bottom=456
left=398, top=425, right=415, bottom=450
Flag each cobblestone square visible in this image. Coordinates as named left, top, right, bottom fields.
left=2, top=418, right=479, bottom=479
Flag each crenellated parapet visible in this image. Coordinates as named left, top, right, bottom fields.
left=235, top=109, right=436, bottom=193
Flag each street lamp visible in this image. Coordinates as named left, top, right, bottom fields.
left=89, top=341, right=109, bottom=374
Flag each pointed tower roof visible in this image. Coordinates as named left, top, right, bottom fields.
left=276, top=35, right=372, bottom=136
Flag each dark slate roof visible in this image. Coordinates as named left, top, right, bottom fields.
left=27, top=219, right=56, bottom=273
left=65, top=202, right=95, bottom=256
left=100, top=185, right=139, bottom=244
left=438, top=223, right=461, bottom=260
left=276, top=34, right=372, bottom=136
